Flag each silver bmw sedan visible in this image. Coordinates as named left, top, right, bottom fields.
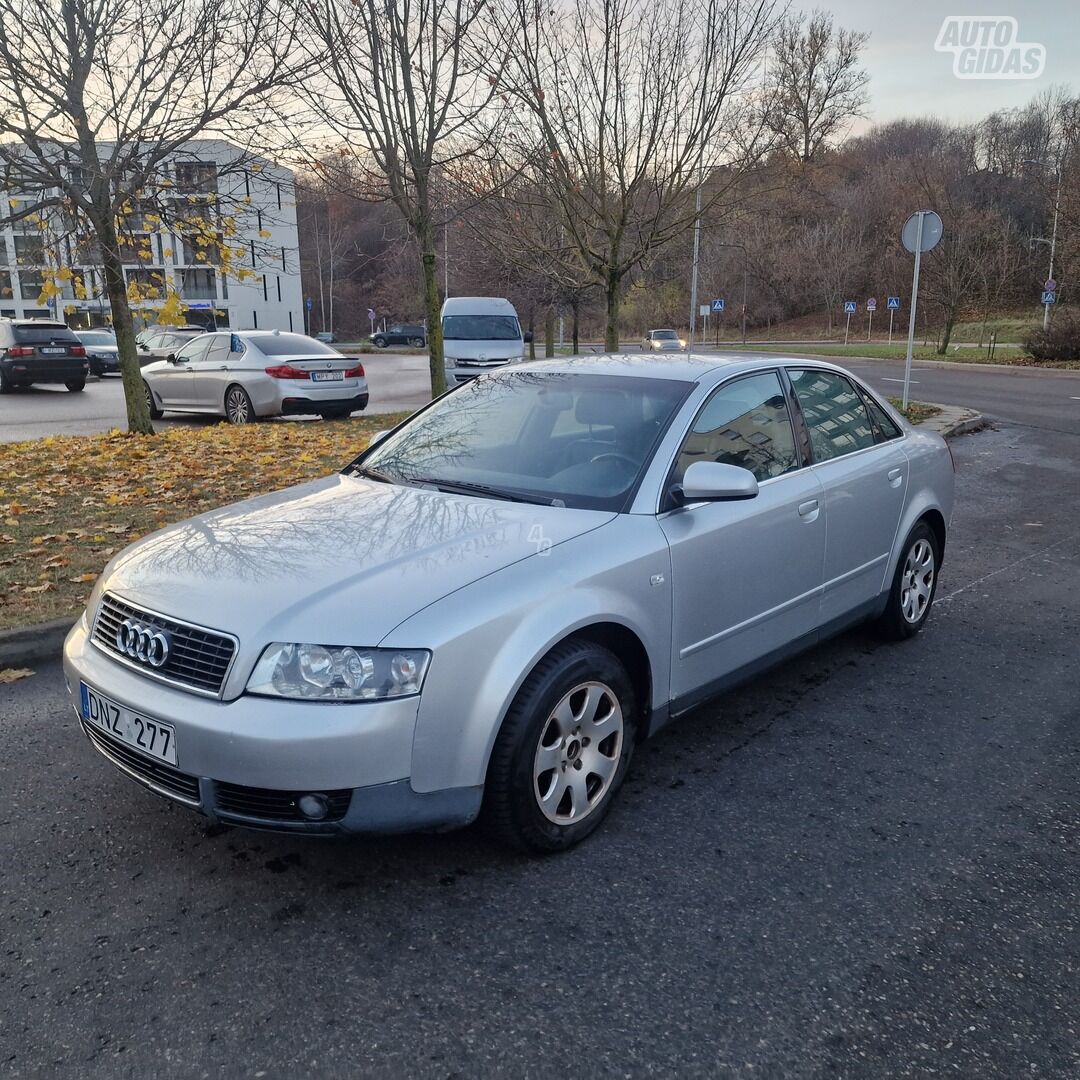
left=63, top=354, right=953, bottom=852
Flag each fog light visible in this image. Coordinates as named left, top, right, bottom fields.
left=297, top=793, right=329, bottom=820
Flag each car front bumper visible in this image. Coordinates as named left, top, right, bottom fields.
left=62, top=620, right=480, bottom=835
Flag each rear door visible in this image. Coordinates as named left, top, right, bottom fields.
left=660, top=370, right=827, bottom=703
left=788, top=368, right=909, bottom=625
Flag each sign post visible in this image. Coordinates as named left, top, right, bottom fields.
left=712, top=299, right=725, bottom=343
left=900, top=210, right=944, bottom=410
left=843, top=300, right=856, bottom=345
left=886, top=296, right=901, bottom=343
left=304, top=296, right=313, bottom=335
left=866, top=297, right=877, bottom=341
left=367, top=307, right=376, bottom=335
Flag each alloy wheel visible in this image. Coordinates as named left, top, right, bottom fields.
left=533, top=681, right=624, bottom=825
left=900, top=538, right=935, bottom=623
left=226, top=387, right=251, bottom=423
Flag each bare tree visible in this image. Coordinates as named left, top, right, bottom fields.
left=0, top=0, right=302, bottom=433
left=501, top=0, right=779, bottom=351
left=764, top=8, right=870, bottom=163
left=296, top=0, right=509, bottom=396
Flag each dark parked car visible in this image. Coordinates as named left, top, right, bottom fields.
left=75, top=329, right=120, bottom=376
left=370, top=323, right=426, bottom=348
left=0, top=319, right=89, bottom=392
left=136, top=327, right=207, bottom=367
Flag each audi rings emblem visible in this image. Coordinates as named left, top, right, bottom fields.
left=116, top=618, right=171, bottom=668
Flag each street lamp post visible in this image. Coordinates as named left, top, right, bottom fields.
left=1024, top=158, right=1061, bottom=331
left=687, top=183, right=702, bottom=350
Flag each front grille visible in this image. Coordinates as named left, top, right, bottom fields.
left=83, top=722, right=201, bottom=804
left=215, top=782, right=352, bottom=823
left=92, top=593, right=237, bottom=697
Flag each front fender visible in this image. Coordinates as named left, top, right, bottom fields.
left=381, top=517, right=672, bottom=794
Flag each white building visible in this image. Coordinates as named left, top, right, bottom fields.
left=0, top=140, right=304, bottom=333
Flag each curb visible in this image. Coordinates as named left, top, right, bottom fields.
left=917, top=403, right=987, bottom=439
left=0, top=618, right=74, bottom=670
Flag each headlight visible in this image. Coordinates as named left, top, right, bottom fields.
left=679, top=339, right=687, bottom=348
left=246, top=643, right=431, bottom=701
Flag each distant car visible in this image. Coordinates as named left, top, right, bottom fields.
left=315, top=331, right=337, bottom=344
left=142, top=330, right=368, bottom=423
left=0, top=319, right=89, bottom=392
left=643, top=329, right=686, bottom=352
left=136, top=327, right=208, bottom=367
left=75, top=329, right=120, bottom=376
left=370, top=323, right=426, bottom=348
left=442, top=296, right=527, bottom=384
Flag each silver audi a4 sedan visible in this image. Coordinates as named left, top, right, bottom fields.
left=63, top=355, right=954, bottom=852
left=141, top=330, right=369, bottom=424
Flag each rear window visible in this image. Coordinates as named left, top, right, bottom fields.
left=13, top=325, right=78, bottom=344
left=252, top=334, right=337, bottom=357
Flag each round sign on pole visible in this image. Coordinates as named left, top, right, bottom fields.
left=902, top=210, right=943, bottom=254
left=1044, top=278, right=1057, bottom=291
left=867, top=297, right=877, bottom=311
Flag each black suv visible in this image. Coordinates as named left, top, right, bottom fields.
left=0, top=319, right=90, bottom=393
left=370, top=323, right=426, bottom=348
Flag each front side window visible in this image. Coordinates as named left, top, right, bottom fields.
left=355, top=372, right=690, bottom=511
left=673, top=371, right=798, bottom=485
left=790, top=370, right=877, bottom=462
left=176, top=337, right=212, bottom=364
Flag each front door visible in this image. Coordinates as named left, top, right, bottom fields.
left=788, top=368, right=909, bottom=624
left=660, top=370, right=827, bottom=704
left=155, top=336, right=210, bottom=407
left=189, top=334, right=232, bottom=411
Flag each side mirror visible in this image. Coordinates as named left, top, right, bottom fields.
left=522, top=331, right=533, bottom=344
left=368, top=429, right=391, bottom=446
left=677, top=461, right=759, bottom=502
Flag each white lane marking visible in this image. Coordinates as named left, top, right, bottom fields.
left=936, top=535, right=1077, bottom=606
left=881, top=377, right=919, bottom=384
left=1071, top=396, right=1080, bottom=400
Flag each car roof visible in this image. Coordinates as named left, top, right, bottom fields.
left=498, top=352, right=855, bottom=383
left=441, top=296, right=518, bottom=316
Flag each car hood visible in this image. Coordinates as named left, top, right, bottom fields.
left=99, top=474, right=615, bottom=651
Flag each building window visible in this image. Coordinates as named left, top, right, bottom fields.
left=13, top=235, right=44, bottom=266
left=0, top=271, right=12, bottom=300
left=125, top=269, right=166, bottom=298
left=262, top=274, right=268, bottom=301
left=249, top=239, right=256, bottom=266
left=178, top=268, right=217, bottom=300
left=288, top=311, right=293, bottom=331
left=179, top=233, right=224, bottom=266
left=173, top=161, right=218, bottom=194
left=276, top=277, right=282, bottom=302
left=118, top=233, right=154, bottom=264
left=252, top=310, right=258, bottom=328
left=276, top=183, right=282, bottom=210
left=280, top=247, right=286, bottom=271
left=18, top=269, right=44, bottom=300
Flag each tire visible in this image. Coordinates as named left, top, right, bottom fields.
left=481, top=639, right=637, bottom=853
left=0, top=367, right=14, bottom=394
left=875, top=521, right=941, bottom=640
left=409, top=337, right=425, bottom=348
left=224, top=384, right=256, bottom=424
left=373, top=337, right=387, bottom=349
left=66, top=380, right=85, bottom=392
left=143, top=380, right=163, bottom=419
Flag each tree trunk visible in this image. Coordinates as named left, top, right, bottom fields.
left=571, top=298, right=580, bottom=355
left=98, top=211, right=153, bottom=434
left=544, top=307, right=555, bottom=358
left=418, top=239, right=445, bottom=398
left=604, top=272, right=621, bottom=352
left=937, top=310, right=956, bottom=355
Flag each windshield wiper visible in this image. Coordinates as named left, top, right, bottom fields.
left=406, top=476, right=557, bottom=506
left=345, top=464, right=395, bottom=483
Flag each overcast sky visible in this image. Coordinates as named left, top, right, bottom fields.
left=823, top=0, right=1079, bottom=129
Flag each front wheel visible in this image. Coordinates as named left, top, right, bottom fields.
left=373, top=337, right=387, bottom=349
left=66, top=380, right=85, bottom=392
left=224, top=384, right=256, bottom=424
left=875, top=521, right=941, bottom=640
left=481, top=640, right=637, bottom=853
left=409, top=337, right=424, bottom=348
left=143, top=380, right=163, bottom=419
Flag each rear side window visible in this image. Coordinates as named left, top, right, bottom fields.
left=13, top=325, right=77, bottom=344
left=674, top=371, right=798, bottom=484
left=790, top=370, right=877, bottom=462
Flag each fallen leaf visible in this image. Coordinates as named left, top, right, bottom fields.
left=0, top=668, right=34, bottom=683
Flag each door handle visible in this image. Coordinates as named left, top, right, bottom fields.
left=887, top=467, right=903, bottom=485
left=798, top=499, right=819, bottom=518
left=218, top=365, right=229, bottom=371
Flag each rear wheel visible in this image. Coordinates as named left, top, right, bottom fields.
left=875, top=521, right=940, bottom=640
left=143, top=381, right=163, bottom=419
left=66, top=380, right=85, bottom=392
left=224, top=385, right=255, bottom=424
left=409, top=337, right=424, bottom=348
left=481, top=640, right=637, bottom=852
left=373, top=336, right=387, bottom=348
left=0, top=367, right=14, bottom=393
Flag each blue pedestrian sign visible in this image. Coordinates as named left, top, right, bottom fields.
left=1041, top=290, right=1056, bottom=304
left=843, top=300, right=857, bottom=314
left=305, top=297, right=314, bottom=310
left=712, top=298, right=725, bottom=312
left=887, top=296, right=901, bottom=310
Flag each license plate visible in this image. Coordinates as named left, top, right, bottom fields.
left=80, top=682, right=178, bottom=765
left=311, top=370, right=344, bottom=382
left=40, top=347, right=67, bottom=355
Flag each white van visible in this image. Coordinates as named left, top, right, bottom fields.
left=441, top=296, right=528, bottom=385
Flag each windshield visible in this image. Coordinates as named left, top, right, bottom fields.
left=652, top=330, right=678, bottom=340
left=252, top=334, right=338, bottom=356
left=77, top=331, right=116, bottom=346
left=352, top=371, right=691, bottom=511
left=443, top=315, right=521, bottom=341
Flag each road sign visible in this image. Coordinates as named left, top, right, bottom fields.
left=867, top=297, right=877, bottom=311
left=844, top=300, right=857, bottom=313
left=1044, top=278, right=1057, bottom=291
left=712, top=298, right=725, bottom=312
left=1041, top=290, right=1057, bottom=304
left=902, top=210, right=943, bottom=254
left=887, top=296, right=901, bottom=310
left=367, top=308, right=376, bottom=321
left=699, top=304, right=710, bottom=317
left=305, top=297, right=313, bottom=311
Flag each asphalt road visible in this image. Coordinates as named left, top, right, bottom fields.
left=0, top=352, right=433, bottom=443
left=3, top=403, right=1080, bottom=1074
